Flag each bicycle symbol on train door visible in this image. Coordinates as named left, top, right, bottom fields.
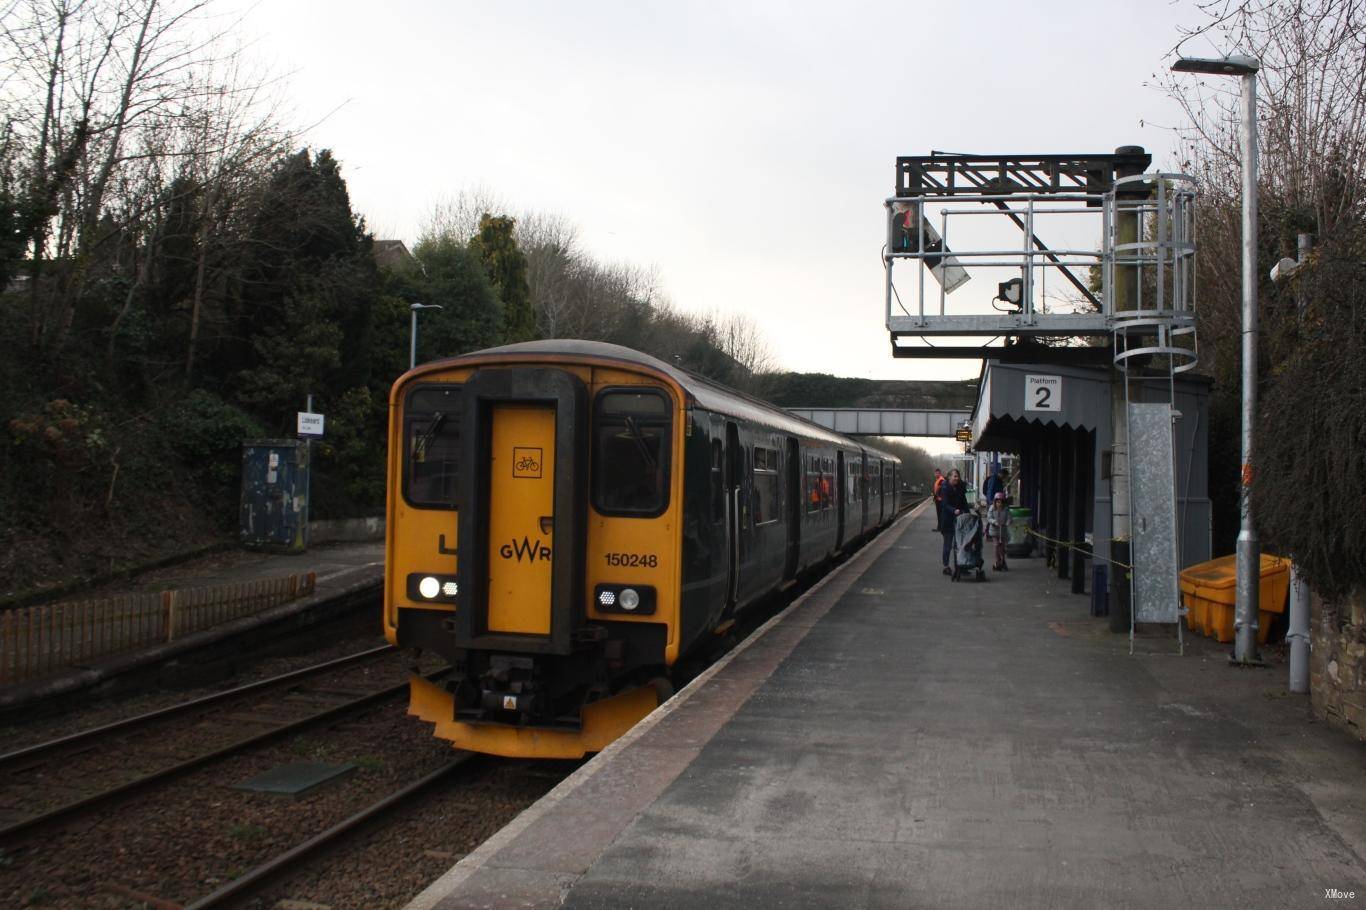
left=512, top=447, right=543, bottom=479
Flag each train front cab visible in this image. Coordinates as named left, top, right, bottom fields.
left=386, top=357, right=684, bottom=759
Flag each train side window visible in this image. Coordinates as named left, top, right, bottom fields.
left=710, top=439, right=724, bottom=522
left=805, top=455, right=817, bottom=513
left=753, top=446, right=780, bottom=526
left=405, top=385, right=462, bottom=508
left=592, top=389, right=672, bottom=516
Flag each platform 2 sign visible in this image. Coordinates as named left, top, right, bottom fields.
left=1024, top=375, right=1062, bottom=412
left=297, top=411, right=325, bottom=437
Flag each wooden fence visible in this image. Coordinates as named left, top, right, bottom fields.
left=0, top=572, right=316, bottom=686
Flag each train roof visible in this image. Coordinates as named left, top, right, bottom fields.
left=416, top=340, right=902, bottom=463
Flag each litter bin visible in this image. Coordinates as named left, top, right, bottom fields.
left=240, top=439, right=309, bottom=553
left=1178, top=554, right=1291, bottom=643
left=1005, top=507, right=1034, bottom=558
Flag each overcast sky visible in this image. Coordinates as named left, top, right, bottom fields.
left=235, top=0, right=1214, bottom=451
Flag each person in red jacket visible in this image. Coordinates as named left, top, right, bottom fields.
left=931, top=468, right=945, bottom=533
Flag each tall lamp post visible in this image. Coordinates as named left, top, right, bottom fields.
left=409, top=302, right=443, bottom=370
left=1170, top=53, right=1261, bottom=664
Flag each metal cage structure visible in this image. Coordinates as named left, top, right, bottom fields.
left=882, top=150, right=1198, bottom=369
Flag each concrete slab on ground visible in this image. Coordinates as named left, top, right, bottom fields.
left=411, top=504, right=1366, bottom=910
left=232, top=761, right=356, bottom=797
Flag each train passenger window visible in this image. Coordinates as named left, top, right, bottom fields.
left=592, top=389, right=672, bottom=516
left=753, top=446, right=780, bottom=526
left=806, top=454, right=830, bottom=512
left=805, top=456, right=817, bottom=513
left=405, top=385, right=462, bottom=508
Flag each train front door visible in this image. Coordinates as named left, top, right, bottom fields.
left=485, top=404, right=556, bottom=635
left=455, top=367, right=586, bottom=656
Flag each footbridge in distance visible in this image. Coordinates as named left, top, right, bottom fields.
left=784, top=407, right=972, bottom=437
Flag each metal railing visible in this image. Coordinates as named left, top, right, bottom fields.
left=0, top=572, right=316, bottom=685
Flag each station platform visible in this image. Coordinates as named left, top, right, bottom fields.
left=0, top=540, right=384, bottom=712
left=95, top=538, right=384, bottom=597
left=410, top=503, right=1366, bottom=910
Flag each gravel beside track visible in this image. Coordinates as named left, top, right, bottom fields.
left=0, top=629, right=390, bottom=753
left=0, top=686, right=457, bottom=908
left=240, top=758, right=575, bottom=910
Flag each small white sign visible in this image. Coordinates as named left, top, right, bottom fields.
left=1025, top=375, right=1062, bottom=412
left=297, top=412, right=325, bottom=436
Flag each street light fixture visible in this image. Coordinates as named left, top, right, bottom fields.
left=409, top=303, right=443, bottom=370
left=1171, top=52, right=1261, bottom=664
left=1170, top=54, right=1259, bottom=76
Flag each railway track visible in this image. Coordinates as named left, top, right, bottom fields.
left=186, top=754, right=476, bottom=909
left=0, top=645, right=423, bottom=841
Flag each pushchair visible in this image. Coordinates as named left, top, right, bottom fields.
left=950, top=511, right=986, bottom=582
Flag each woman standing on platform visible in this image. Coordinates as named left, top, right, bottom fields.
left=939, top=469, right=968, bottom=575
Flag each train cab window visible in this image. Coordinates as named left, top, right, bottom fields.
left=592, top=389, right=672, bottom=516
left=405, top=386, right=462, bottom=508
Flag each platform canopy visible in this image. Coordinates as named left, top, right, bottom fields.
left=969, top=362, right=1112, bottom=451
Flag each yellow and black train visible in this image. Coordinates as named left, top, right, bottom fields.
left=384, top=341, right=901, bottom=758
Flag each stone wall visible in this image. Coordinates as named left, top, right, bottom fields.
left=1310, top=586, right=1366, bottom=741
left=309, top=516, right=384, bottom=545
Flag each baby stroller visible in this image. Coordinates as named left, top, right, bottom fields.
left=951, top=512, right=986, bottom=582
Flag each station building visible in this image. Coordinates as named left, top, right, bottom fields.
left=969, top=358, right=1211, bottom=602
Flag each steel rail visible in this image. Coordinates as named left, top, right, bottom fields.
left=0, top=645, right=395, bottom=772
left=0, top=668, right=442, bottom=842
left=185, top=755, right=475, bottom=909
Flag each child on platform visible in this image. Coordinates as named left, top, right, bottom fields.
left=989, top=492, right=1010, bottom=572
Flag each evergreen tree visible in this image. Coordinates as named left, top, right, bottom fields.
left=411, top=235, right=503, bottom=358
left=228, top=149, right=379, bottom=426
left=468, top=213, right=536, bottom=343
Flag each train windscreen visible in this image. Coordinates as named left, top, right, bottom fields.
left=405, top=385, right=462, bottom=508
left=592, top=389, right=671, bottom=516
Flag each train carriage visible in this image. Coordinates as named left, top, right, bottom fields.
left=385, top=341, right=900, bottom=759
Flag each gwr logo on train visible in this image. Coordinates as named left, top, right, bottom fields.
left=499, top=536, right=552, bottom=562
left=512, top=447, right=543, bottom=478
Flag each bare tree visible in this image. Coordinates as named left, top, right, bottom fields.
left=419, top=185, right=510, bottom=246
left=1162, top=0, right=1366, bottom=232
left=714, top=310, right=775, bottom=378
left=0, top=0, right=287, bottom=355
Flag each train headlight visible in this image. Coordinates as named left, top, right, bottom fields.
left=593, top=584, right=656, bottom=615
left=406, top=573, right=459, bottom=604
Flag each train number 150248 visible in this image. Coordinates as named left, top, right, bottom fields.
left=604, top=552, right=658, bottom=568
